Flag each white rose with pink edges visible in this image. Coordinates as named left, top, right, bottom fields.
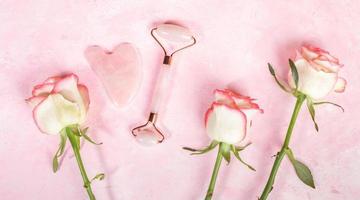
left=184, top=88, right=262, bottom=199
left=26, top=74, right=90, bottom=135
left=205, top=89, right=263, bottom=144
left=260, top=45, right=347, bottom=199
left=288, top=45, right=346, bottom=100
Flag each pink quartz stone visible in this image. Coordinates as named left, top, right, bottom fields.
left=134, top=129, right=160, bottom=146
left=84, top=43, right=142, bottom=108
left=155, top=24, right=193, bottom=43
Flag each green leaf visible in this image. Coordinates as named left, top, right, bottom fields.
left=52, top=130, right=68, bottom=173
left=313, top=101, right=344, bottom=112
left=220, top=143, right=231, bottom=164
left=289, top=59, right=299, bottom=89
left=183, top=140, right=219, bottom=155
left=91, top=173, right=105, bottom=182
left=286, top=148, right=315, bottom=189
left=268, top=63, right=291, bottom=93
left=291, top=160, right=315, bottom=188
left=231, top=145, right=255, bottom=171
left=306, top=98, right=319, bottom=132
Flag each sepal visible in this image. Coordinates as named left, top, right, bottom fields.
left=289, top=59, right=299, bottom=90
left=69, top=124, right=102, bottom=146
left=78, top=126, right=103, bottom=145
left=220, top=143, right=231, bottom=164
left=52, top=129, right=68, bottom=172
left=231, top=144, right=255, bottom=171
left=268, top=63, right=292, bottom=93
left=313, top=101, right=344, bottom=112
left=234, top=142, right=251, bottom=151
left=184, top=141, right=254, bottom=171
left=306, top=97, right=319, bottom=132
left=183, top=140, right=219, bottom=155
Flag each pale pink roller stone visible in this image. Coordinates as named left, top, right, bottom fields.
left=84, top=43, right=142, bottom=108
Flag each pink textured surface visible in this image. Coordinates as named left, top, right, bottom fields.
left=0, top=1, right=359, bottom=200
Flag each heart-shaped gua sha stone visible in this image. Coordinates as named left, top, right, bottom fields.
left=85, top=43, right=142, bottom=108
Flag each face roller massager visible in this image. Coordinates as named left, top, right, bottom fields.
left=132, top=24, right=196, bottom=145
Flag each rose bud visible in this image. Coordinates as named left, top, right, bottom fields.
left=205, top=89, right=263, bottom=144
left=288, top=45, right=346, bottom=100
left=26, top=74, right=89, bottom=135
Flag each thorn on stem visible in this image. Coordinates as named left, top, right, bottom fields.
left=206, top=192, right=213, bottom=200
left=83, top=182, right=91, bottom=189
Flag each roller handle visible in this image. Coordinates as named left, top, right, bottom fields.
left=150, top=64, right=173, bottom=113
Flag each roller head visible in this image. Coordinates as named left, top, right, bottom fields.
left=154, top=24, right=194, bottom=43
left=151, top=24, right=196, bottom=57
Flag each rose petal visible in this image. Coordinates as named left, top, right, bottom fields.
left=78, top=84, right=90, bottom=111
left=214, top=89, right=237, bottom=107
left=206, top=103, right=247, bottom=144
left=52, top=74, right=80, bottom=101
left=313, top=59, right=341, bottom=73
left=224, top=89, right=251, bottom=99
left=33, top=94, right=81, bottom=135
left=300, top=45, right=343, bottom=73
left=44, top=76, right=63, bottom=84
left=302, top=46, right=320, bottom=60
left=313, top=59, right=333, bottom=71
left=228, top=92, right=263, bottom=128
left=223, top=89, right=263, bottom=112
left=26, top=96, right=46, bottom=109
left=318, top=50, right=340, bottom=64
left=241, top=108, right=262, bottom=129
left=295, top=50, right=303, bottom=60
left=32, top=83, right=54, bottom=96
left=233, top=96, right=258, bottom=109
left=53, top=74, right=87, bottom=123
left=305, top=45, right=329, bottom=55
left=289, top=59, right=337, bottom=100
left=334, top=77, right=347, bottom=93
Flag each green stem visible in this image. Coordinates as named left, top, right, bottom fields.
left=259, top=94, right=306, bottom=200
left=66, top=127, right=96, bottom=200
left=205, top=143, right=223, bottom=200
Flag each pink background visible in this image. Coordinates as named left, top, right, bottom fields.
left=1, top=1, right=360, bottom=199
